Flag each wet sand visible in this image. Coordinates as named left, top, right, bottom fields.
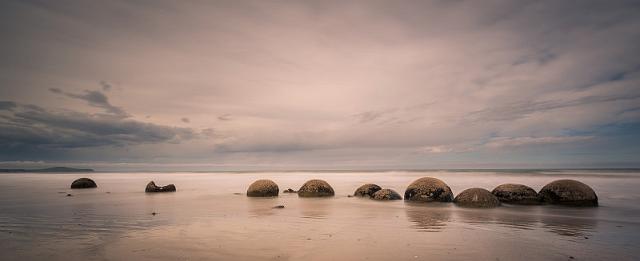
left=1, top=170, right=639, bottom=260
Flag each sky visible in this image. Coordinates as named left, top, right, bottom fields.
left=1, top=0, right=639, bottom=171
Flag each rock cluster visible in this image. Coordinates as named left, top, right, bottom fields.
left=145, top=181, right=176, bottom=193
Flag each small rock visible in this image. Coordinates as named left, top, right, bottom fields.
left=152, top=212, right=157, bottom=216
left=273, top=205, right=285, bottom=209
left=283, top=188, right=296, bottom=193
left=66, top=194, right=73, bottom=197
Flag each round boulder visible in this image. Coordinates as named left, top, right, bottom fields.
left=372, top=189, right=402, bottom=200
left=246, top=179, right=279, bottom=197
left=492, top=183, right=540, bottom=205
left=539, top=179, right=598, bottom=206
left=145, top=181, right=176, bottom=193
left=454, top=188, right=500, bottom=208
left=70, top=178, right=97, bottom=189
left=354, top=183, right=382, bottom=198
left=404, top=177, right=453, bottom=202
left=298, top=179, right=335, bottom=197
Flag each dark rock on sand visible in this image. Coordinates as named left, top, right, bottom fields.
left=145, top=181, right=176, bottom=193
left=372, top=189, right=402, bottom=200
left=273, top=205, right=285, bottom=209
left=492, top=183, right=541, bottom=205
left=539, top=179, right=598, bottom=206
left=298, top=179, right=335, bottom=197
left=354, top=183, right=382, bottom=198
left=283, top=188, right=296, bottom=193
left=404, top=177, right=453, bottom=202
left=70, top=178, right=97, bottom=189
left=246, top=179, right=279, bottom=197
left=454, top=188, right=500, bottom=208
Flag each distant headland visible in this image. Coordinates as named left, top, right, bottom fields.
left=0, top=167, right=94, bottom=173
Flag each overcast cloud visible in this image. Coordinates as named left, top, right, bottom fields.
left=0, top=0, right=639, bottom=170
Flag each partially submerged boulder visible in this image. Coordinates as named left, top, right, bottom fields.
left=454, top=188, right=500, bottom=208
left=70, top=178, right=97, bottom=189
left=354, top=183, right=382, bottom=198
left=283, top=188, right=296, bottom=193
left=246, top=179, right=279, bottom=197
left=372, top=189, right=402, bottom=200
left=404, top=177, right=453, bottom=202
left=539, top=179, right=598, bottom=206
left=492, top=183, right=540, bottom=205
left=145, top=181, right=176, bottom=193
left=298, top=179, right=335, bottom=197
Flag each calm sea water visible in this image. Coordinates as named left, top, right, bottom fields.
left=1, top=170, right=639, bottom=260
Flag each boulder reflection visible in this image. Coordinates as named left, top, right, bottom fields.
left=246, top=196, right=279, bottom=217
left=539, top=207, right=598, bottom=237
left=405, top=203, right=452, bottom=232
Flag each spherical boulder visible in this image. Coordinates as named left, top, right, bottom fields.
left=372, top=189, right=402, bottom=200
left=298, top=179, right=335, bottom=197
left=492, top=183, right=540, bottom=205
left=539, top=179, right=598, bottom=206
left=145, top=181, right=176, bottom=193
left=454, top=188, right=500, bottom=208
left=404, top=177, right=453, bottom=202
left=246, top=179, right=279, bottom=197
left=70, top=178, right=97, bottom=189
left=354, top=183, right=382, bottom=198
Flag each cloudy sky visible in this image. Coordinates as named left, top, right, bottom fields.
left=1, top=0, right=639, bottom=170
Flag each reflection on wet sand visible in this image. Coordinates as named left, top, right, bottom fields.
left=405, top=202, right=452, bottom=232
left=246, top=197, right=280, bottom=217
left=298, top=198, right=331, bottom=219
left=452, top=205, right=598, bottom=238
left=539, top=207, right=598, bottom=237
left=453, top=206, right=539, bottom=231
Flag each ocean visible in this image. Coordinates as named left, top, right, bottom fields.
left=1, top=170, right=639, bottom=260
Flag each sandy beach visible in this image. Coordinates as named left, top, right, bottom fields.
left=1, top=170, right=638, bottom=261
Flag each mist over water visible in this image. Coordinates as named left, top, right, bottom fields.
left=1, top=170, right=639, bottom=260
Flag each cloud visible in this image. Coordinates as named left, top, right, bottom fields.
left=217, top=114, right=232, bottom=121
left=99, top=80, right=112, bottom=91
left=0, top=102, right=198, bottom=152
left=1, top=1, right=640, bottom=168
left=484, top=136, right=594, bottom=148
left=0, top=101, right=17, bottom=110
left=48, top=88, right=129, bottom=117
